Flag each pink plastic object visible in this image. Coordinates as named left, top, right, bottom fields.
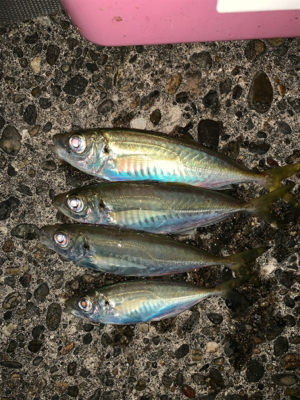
left=60, top=0, right=300, bottom=46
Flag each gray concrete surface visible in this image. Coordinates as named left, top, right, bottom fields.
left=0, top=10, right=300, bottom=400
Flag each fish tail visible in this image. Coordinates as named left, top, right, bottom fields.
left=213, top=278, right=249, bottom=307
left=244, top=183, right=295, bottom=229
left=261, top=163, right=300, bottom=205
left=223, top=246, right=269, bottom=274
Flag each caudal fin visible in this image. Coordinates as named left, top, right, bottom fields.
left=244, top=183, right=295, bottom=228
left=224, top=246, right=269, bottom=274
left=213, top=278, right=249, bottom=307
left=262, top=163, right=300, bottom=205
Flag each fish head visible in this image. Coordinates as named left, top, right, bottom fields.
left=52, top=187, right=102, bottom=224
left=65, top=290, right=110, bottom=323
left=50, top=129, right=108, bottom=176
left=39, top=224, right=88, bottom=262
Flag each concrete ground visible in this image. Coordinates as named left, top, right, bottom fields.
left=0, top=8, right=300, bottom=400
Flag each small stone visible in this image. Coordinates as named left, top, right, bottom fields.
left=274, top=336, right=289, bottom=356
left=130, top=117, right=147, bottom=130
left=248, top=71, right=273, bottom=113
left=101, top=332, right=113, bottom=347
left=175, top=344, right=189, bottom=359
left=176, top=91, right=188, bottom=103
left=191, top=349, right=202, bottom=361
left=19, top=273, right=32, bottom=287
left=33, top=356, right=43, bottom=366
left=2, top=323, right=17, bottom=336
left=98, top=99, right=114, bottom=114
left=203, top=90, right=219, bottom=111
left=244, top=40, right=266, bottom=61
left=68, top=361, right=77, bottom=376
left=0, top=115, right=5, bottom=129
left=41, top=160, right=57, bottom=171
left=165, top=73, right=182, bottom=95
left=139, top=324, right=149, bottom=333
left=86, top=63, right=98, bottom=73
left=190, top=51, right=212, bottom=69
left=136, top=378, right=146, bottom=391
left=39, top=97, right=52, bottom=109
left=31, top=57, right=41, bottom=73
left=246, top=360, right=265, bottom=382
left=284, top=294, right=295, bottom=308
left=88, top=388, right=102, bottom=400
left=272, top=374, right=298, bottom=386
left=206, top=342, right=218, bottom=353
left=46, top=44, right=60, bottom=66
left=182, top=384, right=196, bottom=399
left=46, top=303, right=62, bottom=330
left=248, top=141, right=270, bottom=155
left=281, top=353, right=299, bottom=371
left=11, top=224, right=39, bottom=240
left=207, top=313, right=223, bottom=325
left=277, top=121, right=291, bottom=135
left=3, top=240, right=15, bottom=252
left=150, top=109, right=161, bottom=125
left=34, top=282, right=49, bottom=302
left=232, top=85, right=243, bottom=100
left=277, top=84, right=286, bottom=97
left=28, top=125, right=40, bottom=137
left=43, top=121, right=52, bottom=133
left=198, top=119, right=222, bottom=151
left=140, top=90, right=160, bottom=110
left=3, top=292, right=21, bottom=309
left=267, top=38, right=285, bottom=47
left=0, top=361, right=22, bottom=369
left=209, top=368, right=225, bottom=388
left=67, top=385, right=79, bottom=397
left=32, top=325, right=45, bottom=339
left=62, top=342, right=74, bottom=355
left=13, top=94, right=26, bottom=103
left=28, top=339, right=42, bottom=353
left=17, top=184, right=32, bottom=196
left=273, top=45, right=288, bottom=57
left=288, top=54, right=300, bottom=65
left=24, top=105, right=37, bottom=125
left=0, top=126, right=22, bottom=155
left=83, top=333, right=93, bottom=344
left=55, top=381, right=68, bottom=394
left=36, top=181, right=49, bottom=195
left=162, top=373, right=174, bottom=388
left=0, top=196, right=20, bottom=220
left=63, top=74, right=88, bottom=96
left=287, top=98, right=300, bottom=113
left=219, top=78, right=232, bottom=95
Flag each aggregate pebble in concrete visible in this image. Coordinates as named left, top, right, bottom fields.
left=0, top=10, right=300, bottom=400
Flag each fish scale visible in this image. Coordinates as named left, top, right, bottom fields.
left=40, top=223, right=268, bottom=277
left=53, top=182, right=294, bottom=233
left=51, top=128, right=300, bottom=204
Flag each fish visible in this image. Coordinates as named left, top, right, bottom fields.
left=50, top=128, right=300, bottom=199
left=65, top=278, right=247, bottom=324
left=52, top=182, right=294, bottom=234
left=39, top=223, right=268, bottom=276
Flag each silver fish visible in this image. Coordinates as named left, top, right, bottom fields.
left=53, top=182, right=293, bottom=234
left=39, top=223, right=267, bottom=276
left=50, top=128, right=300, bottom=199
left=65, top=278, right=246, bottom=324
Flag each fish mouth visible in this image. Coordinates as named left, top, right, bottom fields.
left=65, top=298, right=85, bottom=319
left=39, top=225, right=56, bottom=249
left=51, top=133, right=72, bottom=159
left=52, top=193, right=71, bottom=216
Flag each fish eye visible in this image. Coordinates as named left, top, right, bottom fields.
left=54, top=232, right=69, bottom=248
left=78, top=297, right=92, bottom=312
left=67, top=196, right=84, bottom=212
left=69, top=135, right=86, bottom=153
